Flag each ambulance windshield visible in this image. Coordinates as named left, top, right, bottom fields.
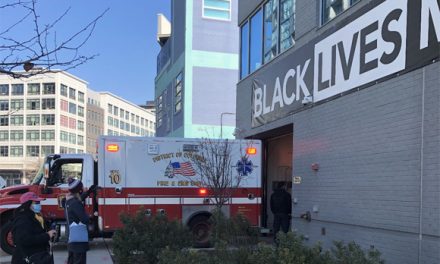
left=31, top=161, right=45, bottom=185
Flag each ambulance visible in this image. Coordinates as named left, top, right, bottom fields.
left=0, top=136, right=262, bottom=254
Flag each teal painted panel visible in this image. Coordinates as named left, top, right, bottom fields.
left=155, top=53, right=185, bottom=96
left=192, top=50, right=238, bottom=70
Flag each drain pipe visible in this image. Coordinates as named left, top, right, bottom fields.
left=418, top=67, right=426, bottom=264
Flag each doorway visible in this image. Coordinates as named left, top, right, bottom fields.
left=263, top=133, right=293, bottom=229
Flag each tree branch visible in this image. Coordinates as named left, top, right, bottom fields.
left=0, top=0, right=108, bottom=78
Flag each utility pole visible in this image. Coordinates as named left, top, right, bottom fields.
left=220, top=112, right=235, bottom=138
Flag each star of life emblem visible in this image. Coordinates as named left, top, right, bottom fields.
left=236, top=156, right=254, bottom=176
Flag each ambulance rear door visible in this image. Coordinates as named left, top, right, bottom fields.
left=100, top=138, right=127, bottom=230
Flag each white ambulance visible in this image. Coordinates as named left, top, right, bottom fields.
left=0, top=136, right=262, bottom=253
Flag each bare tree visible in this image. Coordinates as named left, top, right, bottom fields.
left=184, top=138, right=249, bottom=210
left=0, top=0, right=108, bottom=78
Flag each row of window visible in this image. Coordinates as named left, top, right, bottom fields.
left=0, top=98, right=56, bottom=111
left=107, top=117, right=152, bottom=136
left=60, top=84, right=85, bottom=102
left=87, top=110, right=103, bottom=123
left=0, top=145, right=55, bottom=157
left=107, top=129, right=155, bottom=137
left=60, top=100, right=84, bottom=117
left=60, top=147, right=83, bottom=154
left=60, top=131, right=84, bottom=145
left=322, top=0, right=360, bottom=24
left=203, top=0, right=231, bottom=21
left=0, top=130, right=55, bottom=141
left=107, top=104, right=154, bottom=128
left=87, top=124, right=103, bottom=136
left=0, top=83, right=84, bottom=101
left=156, top=72, right=183, bottom=129
left=0, top=83, right=55, bottom=96
left=240, top=0, right=295, bottom=79
left=240, top=0, right=362, bottom=79
left=60, top=115, right=84, bottom=130
left=0, top=114, right=55, bottom=126
left=87, top=97, right=100, bottom=106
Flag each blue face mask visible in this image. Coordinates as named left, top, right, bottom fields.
left=32, top=203, right=42, bottom=213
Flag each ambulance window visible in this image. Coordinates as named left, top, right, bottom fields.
left=50, top=159, right=83, bottom=186
left=60, top=163, right=83, bottom=183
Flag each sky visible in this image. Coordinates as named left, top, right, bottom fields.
left=2, top=0, right=171, bottom=105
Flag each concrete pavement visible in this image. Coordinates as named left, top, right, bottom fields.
left=0, top=238, right=113, bottom=264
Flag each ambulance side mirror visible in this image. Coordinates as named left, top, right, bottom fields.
left=42, top=163, right=53, bottom=194
left=44, top=163, right=50, bottom=179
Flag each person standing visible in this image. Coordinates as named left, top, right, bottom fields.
left=65, top=178, right=90, bottom=264
left=12, top=192, right=56, bottom=264
left=270, top=182, right=292, bottom=241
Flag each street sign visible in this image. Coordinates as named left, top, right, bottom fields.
left=293, top=176, right=302, bottom=184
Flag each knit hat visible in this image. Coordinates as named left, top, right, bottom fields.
left=68, top=178, right=83, bottom=193
left=20, top=192, right=45, bottom=204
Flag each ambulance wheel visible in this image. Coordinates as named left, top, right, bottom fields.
left=189, top=215, right=211, bottom=248
left=0, top=221, right=15, bottom=255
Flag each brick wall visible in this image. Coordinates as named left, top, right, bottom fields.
left=292, top=62, right=439, bottom=264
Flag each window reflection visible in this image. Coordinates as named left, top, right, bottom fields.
left=240, top=22, right=249, bottom=79
left=264, top=0, right=278, bottom=63
left=250, top=9, right=263, bottom=73
left=280, top=0, right=295, bottom=52
left=322, top=0, right=360, bottom=24
left=240, top=0, right=295, bottom=79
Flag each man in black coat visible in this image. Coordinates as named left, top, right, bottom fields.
left=270, top=182, right=292, bottom=240
left=12, top=192, right=56, bottom=264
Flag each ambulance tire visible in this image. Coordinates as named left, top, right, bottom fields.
left=189, top=215, right=211, bottom=248
left=0, top=221, right=15, bottom=255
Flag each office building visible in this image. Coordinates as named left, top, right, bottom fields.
left=236, top=1, right=439, bottom=263
left=155, top=0, right=239, bottom=138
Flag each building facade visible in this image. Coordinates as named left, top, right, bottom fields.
left=155, top=0, right=239, bottom=138
left=237, top=1, right=439, bottom=264
left=99, top=92, right=156, bottom=138
left=0, top=71, right=88, bottom=185
left=86, top=89, right=104, bottom=156
left=0, top=72, right=156, bottom=186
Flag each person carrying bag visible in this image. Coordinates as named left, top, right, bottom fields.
left=12, top=192, right=56, bottom=264
left=65, top=178, right=90, bottom=264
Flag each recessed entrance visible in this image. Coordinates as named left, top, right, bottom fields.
left=263, top=133, right=293, bottom=230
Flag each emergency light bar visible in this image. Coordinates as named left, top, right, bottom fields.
left=106, top=144, right=119, bottom=152
left=246, top=147, right=257, bottom=155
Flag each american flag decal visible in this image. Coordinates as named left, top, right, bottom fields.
left=170, top=161, right=196, bottom=176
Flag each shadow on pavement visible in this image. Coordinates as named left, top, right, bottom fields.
left=0, top=238, right=113, bottom=264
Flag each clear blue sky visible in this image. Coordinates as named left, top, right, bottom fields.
left=13, top=0, right=171, bottom=105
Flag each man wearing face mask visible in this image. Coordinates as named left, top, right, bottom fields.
left=12, top=192, right=56, bottom=264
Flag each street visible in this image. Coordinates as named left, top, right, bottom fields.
left=0, top=238, right=113, bottom=264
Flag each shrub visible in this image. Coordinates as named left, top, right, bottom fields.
left=158, top=248, right=209, bottom=264
left=209, top=209, right=259, bottom=246
left=331, top=241, right=385, bottom=264
left=112, top=208, right=192, bottom=264
left=158, top=232, right=385, bottom=264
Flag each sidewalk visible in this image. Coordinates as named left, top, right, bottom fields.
left=0, top=238, right=113, bottom=264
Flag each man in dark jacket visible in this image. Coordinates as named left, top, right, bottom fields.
left=65, top=179, right=90, bottom=264
left=270, top=182, right=292, bottom=240
left=12, top=192, right=56, bottom=264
